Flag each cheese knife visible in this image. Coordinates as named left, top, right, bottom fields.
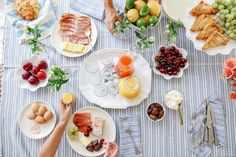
left=209, top=103, right=219, bottom=146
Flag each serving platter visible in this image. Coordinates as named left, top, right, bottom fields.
left=183, top=0, right=236, bottom=55
left=66, top=107, right=116, bottom=157
left=50, top=13, right=98, bottom=58
left=79, top=48, right=152, bottom=109
left=162, top=0, right=196, bottom=23
left=18, top=101, right=56, bottom=139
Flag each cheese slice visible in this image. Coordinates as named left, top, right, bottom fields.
left=63, top=42, right=85, bottom=53
left=92, top=117, right=105, bottom=137
left=79, top=136, right=91, bottom=147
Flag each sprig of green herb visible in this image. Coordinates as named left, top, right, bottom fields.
left=47, top=66, right=69, bottom=91
left=113, top=17, right=132, bottom=34
left=135, top=31, right=155, bottom=51
left=165, top=20, right=183, bottom=41
left=24, top=25, right=46, bottom=54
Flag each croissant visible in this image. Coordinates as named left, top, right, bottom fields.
left=190, top=1, right=217, bottom=16
left=203, top=31, right=229, bottom=50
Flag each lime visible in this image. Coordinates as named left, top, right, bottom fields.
left=136, top=18, right=147, bottom=27
left=126, top=0, right=135, bottom=9
left=140, top=5, right=150, bottom=16
left=148, top=16, right=158, bottom=26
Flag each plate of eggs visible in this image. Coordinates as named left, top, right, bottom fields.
left=18, top=101, right=56, bottom=139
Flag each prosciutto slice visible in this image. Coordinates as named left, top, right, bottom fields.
left=73, top=112, right=92, bottom=133
left=59, top=13, right=91, bottom=45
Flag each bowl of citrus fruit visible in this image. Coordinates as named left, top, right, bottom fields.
left=124, top=0, right=162, bottom=30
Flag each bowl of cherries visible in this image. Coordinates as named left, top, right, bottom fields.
left=152, top=43, right=189, bottom=80
left=17, top=56, right=49, bottom=91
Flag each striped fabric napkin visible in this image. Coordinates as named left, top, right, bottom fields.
left=189, top=95, right=226, bottom=157
left=119, top=117, right=142, bottom=157
left=70, top=0, right=124, bottom=21
left=4, top=0, right=57, bottom=42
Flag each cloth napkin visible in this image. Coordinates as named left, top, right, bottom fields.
left=69, top=0, right=124, bottom=21
left=189, top=95, right=226, bottom=157
left=119, top=117, right=142, bottom=157
left=4, top=0, right=57, bottom=42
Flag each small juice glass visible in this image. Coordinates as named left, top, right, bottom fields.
left=115, top=54, right=134, bottom=78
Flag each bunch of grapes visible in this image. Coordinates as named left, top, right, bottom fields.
left=212, top=0, right=236, bottom=40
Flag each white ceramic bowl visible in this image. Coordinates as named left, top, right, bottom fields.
left=18, top=101, right=56, bottom=139
left=164, top=89, right=184, bottom=110
left=152, top=43, right=189, bottom=80
left=124, top=2, right=163, bottom=31
left=146, top=102, right=165, bottom=122
left=16, top=56, right=50, bottom=92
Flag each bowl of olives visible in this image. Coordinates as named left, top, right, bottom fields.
left=146, top=102, right=165, bottom=122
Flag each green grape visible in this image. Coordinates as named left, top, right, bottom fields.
left=233, top=29, right=236, bottom=33
left=226, top=18, right=232, bottom=22
left=224, top=9, right=230, bottom=14
left=218, top=4, right=225, bottom=9
left=231, top=7, right=236, bottom=12
left=217, top=12, right=221, bottom=17
left=227, top=30, right=232, bottom=35
left=231, top=20, right=236, bottom=24
left=221, top=14, right=226, bottom=20
left=231, top=12, right=236, bottom=17
left=229, top=26, right=235, bottom=30
left=226, top=22, right=231, bottom=27
left=229, top=33, right=235, bottom=38
left=224, top=1, right=231, bottom=7
left=212, top=2, right=219, bottom=8
left=228, top=14, right=235, bottom=19
left=228, top=5, right=234, bottom=10
left=220, top=21, right=226, bottom=26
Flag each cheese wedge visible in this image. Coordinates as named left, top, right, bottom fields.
left=63, top=42, right=86, bottom=53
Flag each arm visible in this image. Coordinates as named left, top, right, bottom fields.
left=104, top=142, right=119, bottom=157
left=104, top=0, right=122, bottom=34
left=37, top=99, right=75, bottom=157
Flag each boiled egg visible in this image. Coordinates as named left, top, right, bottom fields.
left=31, top=102, right=39, bottom=113
left=35, top=116, right=45, bottom=124
left=27, top=112, right=36, bottom=120
left=38, top=105, right=47, bottom=116
left=43, top=110, right=53, bottom=121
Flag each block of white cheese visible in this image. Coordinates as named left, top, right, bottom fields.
left=62, top=42, right=86, bottom=53
left=92, top=117, right=105, bottom=137
left=79, top=136, right=92, bottom=147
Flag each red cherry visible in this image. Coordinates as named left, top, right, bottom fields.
left=176, top=68, right=180, bottom=72
left=100, top=138, right=105, bottom=144
left=38, top=60, right=48, bottom=70
left=182, top=59, right=188, bottom=63
left=86, top=126, right=93, bottom=132
left=180, top=63, right=185, bottom=68
left=164, top=50, right=169, bottom=55
left=175, top=49, right=180, bottom=54
left=155, top=56, right=160, bottom=62
left=32, top=66, right=40, bottom=74
left=159, top=68, right=165, bottom=73
left=167, top=67, right=172, bottom=72
left=168, top=57, right=173, bottom=61
left=160, top=47, right=165, bottom=53
left=84, top=131, right=89, bottom=137
left=160, top=62, right=166, bottom=66
left=173, top=71, right=178, bottom=75
left=168, top=71, right=173, bottom=75
left=178, top=53, right=183, bottom=57
left=22, top=71, right=31, bottom=80
left=167, top=54, right=171, bottom=57
left=170, top=46, right=176, bottom=51
left=37, top=71, right=47, bottom=80
left=174, top=60, right=180, bottom=65
left=23, top=62, right=33, bottom=71
left=28, top=75, right=39, bottom=85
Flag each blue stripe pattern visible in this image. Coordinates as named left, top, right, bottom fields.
left=5, top=0, right=56, bottom=41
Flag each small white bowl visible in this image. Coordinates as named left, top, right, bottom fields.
left=151, top=43, right=189, bottom=80
left=164, top=89, right=184, bottom=110
left=146, top=102, right=165, bottom=122
left=16, top=56, right=50, bottom=92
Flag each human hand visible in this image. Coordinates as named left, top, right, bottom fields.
left=59, top=98, right=75, bottom=126
left=104, top=8, right=123, bottom=35
left=104, top=142, right=119, bottom=157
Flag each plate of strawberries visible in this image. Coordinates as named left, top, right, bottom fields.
left=16, top=56, right=49, bottom=91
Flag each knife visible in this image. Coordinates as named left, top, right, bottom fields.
left=206, top=101, right=214, bottom=147
left=209, top=103, right=219, bottom=146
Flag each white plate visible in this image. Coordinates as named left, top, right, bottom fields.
left=79, top=48, right=152, bottom=109
left=66, top=107, right=116, bottom=157
left=162, top=0, right=196, bottom=23
left=50, top=13, right=98, bottom=58
left=183, top=0, right=236, bottom=55
left=16, top=56, right=50, bottom=92
left=151, top=43, right=189, bottom=80
left=18, top=101, right=56, bottom=139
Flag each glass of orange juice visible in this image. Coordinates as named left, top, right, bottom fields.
left=115, top=54, right=134, bottom=78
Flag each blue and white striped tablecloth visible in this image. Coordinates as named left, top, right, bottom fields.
left=0, top=0, right=236, bottom=157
